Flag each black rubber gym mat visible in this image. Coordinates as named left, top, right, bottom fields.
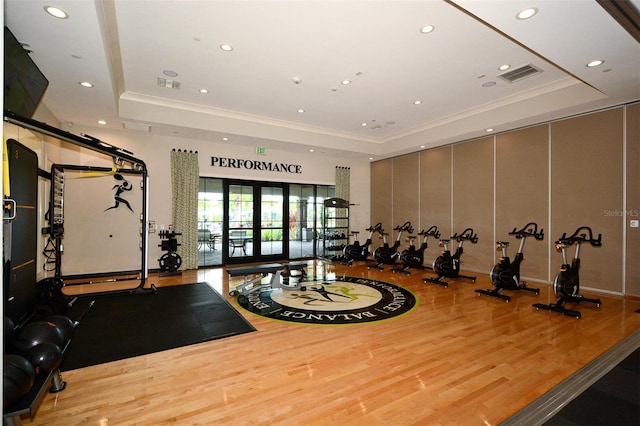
left=61, top=283, right=256, bottom=371
left=545, top=348, right=639, bottom=426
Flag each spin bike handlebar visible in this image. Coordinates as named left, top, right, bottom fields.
left=366, top=222, right=383, bottom=233
left=419, top=225, right=441, bottom=239
left=393, top=221, right=414, bottom=234
left=451, top=228, right=478, bottom=244
left=509, top=222, right=544, bottom=240
left=555, top=226, right=602, bottom=247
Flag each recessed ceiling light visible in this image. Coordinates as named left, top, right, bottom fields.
left=163, top=70, right=178, bottom=77
left=220, top=44, right=233, bottom=52
left=482, top=81, right=497, bottom=87
left=420, top=25, right=435, bottom=34
left=44, top=6, right=68, bottom=19
left=199, top=88, right=209, bottom=94
left=516, top=7, right=538, bottom=20
left=486, top=128, right=494, bottom=132
left=586, top=60, right=605, bottom=67
left=413, top=100, right=422, bottom=105
left=222, top=137, right=229, bottom=141
left=98, top=120, right=107, bottom=125
left=420, top=145, right=426, bottom=149
left=309, top=149, right=315, bottom=152
left=361, top=122, right=368, bottom=126
left=498, top=64, right=510, bottom=71
left=341, top=80, right=351, bottom=85
left=79, top=81, right=94, bottom=88
left=297, top=109, right=305, bottom=113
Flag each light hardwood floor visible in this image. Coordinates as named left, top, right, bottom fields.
left=23, top=261, right=640, bottom=425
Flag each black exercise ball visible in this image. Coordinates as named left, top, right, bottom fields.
left=4, top=316, right=15, bottom=343
left=12, top=321, right=65, bottom=355
left=28, top=343, right=62, bottom=375
left=42, top=315, right=77, bottom=342
left=3, top=354, right=35, bottom=407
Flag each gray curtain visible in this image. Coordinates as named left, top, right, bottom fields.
left=170, top=149, right=199, bottom=270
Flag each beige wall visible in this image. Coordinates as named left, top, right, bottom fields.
left=420, top=146, right=452, bottom=237
left=392, top=154, right=420, bottom=235
left=551, top=108, right=623, bottom=293
left=625, top=103, right=640, bottom=296
left=496, top=125, right=549, bottom=282
left=452, top=137, right=494, bottom=271
left=371, top=103, right=640, bottom=296
left=370, top=160, right=393, bottom=234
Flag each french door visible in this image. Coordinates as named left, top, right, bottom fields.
left=225, top=181, right=288, bottom=264
left=198, top=178, right=333, bottom=267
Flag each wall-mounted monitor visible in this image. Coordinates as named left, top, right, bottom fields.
left=4, top=26, right=49, bottom=118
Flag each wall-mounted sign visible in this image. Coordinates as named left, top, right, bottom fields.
left=211, top=156, right=302, bottom=174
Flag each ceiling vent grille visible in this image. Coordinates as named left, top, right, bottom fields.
left=498, top=64, right=542, bottom=83
left=157, top=77, right=181, bottom=89
left=122, top=122, right=151, bottom=132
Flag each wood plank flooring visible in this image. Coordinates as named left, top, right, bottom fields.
left=22, top=261, right=640, bottom=425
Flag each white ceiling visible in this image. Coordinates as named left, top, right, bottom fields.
left=4, top=0, right=640, bottom=160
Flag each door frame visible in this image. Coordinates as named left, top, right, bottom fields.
left=223, top=180, right=290, bottom=265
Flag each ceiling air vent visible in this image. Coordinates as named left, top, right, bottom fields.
left=157, top=77, right=181, bottom=89
left=497, top=64, right=542, bottom=83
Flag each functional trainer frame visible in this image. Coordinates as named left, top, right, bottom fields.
left=4, top=110, right=154, bottom=296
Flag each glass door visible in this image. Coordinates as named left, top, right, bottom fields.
left=198, top=178, right=224, bottom=267
left=289, top=184, right=316, bottom=258
left=259, top=185, right=285, bottom=258
left=227, top=183, right=255, bottom=261
left=225, top=181, right=288, bottom=264
left=199, top=179, right=334, bottom=266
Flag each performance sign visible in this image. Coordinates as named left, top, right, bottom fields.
left=211, top=156, right=302, bottom=174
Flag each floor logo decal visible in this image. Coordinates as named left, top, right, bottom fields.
left=237, top=276, right=417, bottom=324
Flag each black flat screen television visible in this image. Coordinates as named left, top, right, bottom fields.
left=4, top=26, right=49, bottom=118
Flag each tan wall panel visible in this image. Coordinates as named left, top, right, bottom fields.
left=392, top=154, right=420, bottom=239
left=625, top=103, right=640, bottom=297
left=452, top=137, right=494, bottom=272
left=419, top=146, right=452, bottom=237
left=370, top=160, right=393, bottom=231
left=495, top=125, right=549, bottom=282
left=551, top=108, right=624, bottom=293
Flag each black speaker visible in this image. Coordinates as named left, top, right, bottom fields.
left=4, top=138, right=38, bottom=328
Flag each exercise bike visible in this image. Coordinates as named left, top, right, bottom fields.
left=475, top=222, right=544, bottom=302
left=335, top=222, right=382, bottom=266
left=423, top=228, right=478, bottom=287
left=368, top=221, right=413, bottom=271
left=533, top=226, right=602, bottom=319
left=392, top=225, right=441, bottom=275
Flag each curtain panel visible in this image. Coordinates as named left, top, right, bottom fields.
left=335, top=166, right=350, bottom=201
left=170, top=149, right=199, bottom=270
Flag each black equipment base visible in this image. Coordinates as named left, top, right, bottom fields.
left=475, top=282, right=539, bottom=303
left=392, top=265, right=432, bottom=276
left=423, top=273, right=476, bottom=288
left=533, top=302, right=583, bottom=319
left=533, top=295, right=601, bottom=319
